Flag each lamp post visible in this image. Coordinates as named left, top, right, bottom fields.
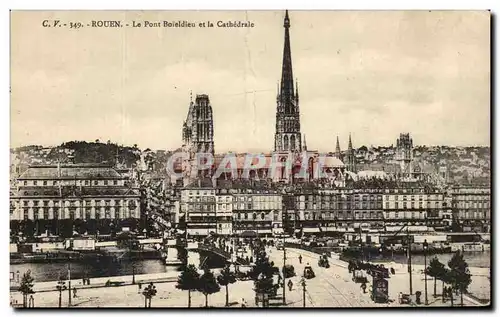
left=406, top=226, right=413, bottom=295
left=282, top=233, right=286, bottom=305
left=300, top=277, right=306, bottom=307
left=132, top=264, right=136, bottom=285
left=423, top=239, right=429, bottom=305
left=67, top=256, right=72, bottom=307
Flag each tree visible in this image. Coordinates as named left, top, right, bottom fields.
left=176, top=264, right=200, bottom=308
left=19, top=270, right=35, bottom=308
left=197, top=268, right=220, bottom=307
left=251, top=250, right=278, bottom=297
left=426, top=257, right=446, bottom=297
left=142, top=282, right=157, bottom=308
left=448, top=251, right=472, bottom=306
left=217, top=265, right=237, bottom=307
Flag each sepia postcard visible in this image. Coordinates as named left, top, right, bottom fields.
left=9, top=10, right=491, bottom=309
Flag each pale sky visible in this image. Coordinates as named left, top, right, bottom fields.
left=11, top=10, right=490, bottom=152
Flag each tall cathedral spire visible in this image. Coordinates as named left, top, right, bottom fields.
left=274, top=10, right=301, bottom=152
left=348, top=133, right=353, bottom=151
left=281, top=10, right=294, bottom=101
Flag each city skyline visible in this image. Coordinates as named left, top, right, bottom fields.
left=11, top=11, right=490, bottom=152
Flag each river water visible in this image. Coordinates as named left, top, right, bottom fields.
left=364, top=251, right=491, bottom=268
left=10, top=251, right=202, bottom=283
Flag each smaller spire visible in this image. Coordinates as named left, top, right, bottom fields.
left=303, top=134, right=307, bottom=151
left=335, top=136, right=341, bottom=158
left=190, top=90, right=193, bottom=103
left=348, top=133, right=353, bottom=151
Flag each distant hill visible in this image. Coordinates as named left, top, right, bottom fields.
left=10, top=141, right=490, bottom=185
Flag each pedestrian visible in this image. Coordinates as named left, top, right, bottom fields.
left=241, top=298, right=247, bottom=308
left=288, top=280, right=293, bottom=291
left=87, top=278, right=91, bottom=285
left=299, top=254, right=302, bottom=264
left=361, top=282, right=367, bottom=294
left=398, top=292, right=403, bottom=304
left=82, top=277, right=86, bottom=285
left=73, top=287, right=77, bottom=298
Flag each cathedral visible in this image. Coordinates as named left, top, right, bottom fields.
left=176, top=11, right=347, bottom=187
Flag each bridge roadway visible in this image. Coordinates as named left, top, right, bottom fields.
left=188, top=242, right=250, bottom=266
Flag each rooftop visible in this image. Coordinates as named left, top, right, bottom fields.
left=18, top=164, right=123, bottom=180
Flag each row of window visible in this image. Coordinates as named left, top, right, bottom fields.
left=18, top=199, right=138, bottom=208
left=385, top=201, right=441, bottom=209
left=21, top=180, right=122, bottom=186
left=454, top=202, right=490, bottom=209
left=185, top=197, right=216, bottom=203
left=17, top=209, right=138, bottom=221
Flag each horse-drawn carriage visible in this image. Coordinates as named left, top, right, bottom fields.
left=304, top=265, right=316, bottom=279
left=318, top=253, right=330, bottom=268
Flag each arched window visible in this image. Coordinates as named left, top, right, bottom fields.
left=290, top=135, right=296, bottom=151
left=283, top=135, right=289, bottom=151
left=252, top=212, right=256, bottom=220
left=261, top=213, right=265, bottom=220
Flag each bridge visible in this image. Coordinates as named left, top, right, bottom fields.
left=188, top=242, right=249, bottom=267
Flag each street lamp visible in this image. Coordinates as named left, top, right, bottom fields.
left=423, top=239, right=429, bottom=305
left=282, top=233, right=286, bottom=305
left=300, top=277, right=307, bottom=307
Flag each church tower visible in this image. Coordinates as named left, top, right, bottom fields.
left=274, top=10, right=301, bottom=152
left=346, top=133, right=356, bottom=173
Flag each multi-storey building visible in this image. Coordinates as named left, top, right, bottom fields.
left=10, top=164, right=141, bottom=238
left=215, top=189, right=233, bottom=235
left=293, top=188, right=383, bottom=240
left=451, top=185, right=490, bottom=233
left=180, top=184, right=217, bottom=236
left=232, top=189, right=282, bottom=237
left=382, top=186, right=444, bottom=232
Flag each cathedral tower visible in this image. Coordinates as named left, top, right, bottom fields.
left=182, top=93, right=215, bottom=156
left=274, top=10, right=301, bottom=152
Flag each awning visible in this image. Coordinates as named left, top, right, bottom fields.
left=273, top=228, right=284, bottom=234
left=258, top=230, right=272, bottom=234
left=241, top=231, right=258, bottom=238
left=303, top=228, right=320, bottom=233
left=324, top=227, right=340, bottom=232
